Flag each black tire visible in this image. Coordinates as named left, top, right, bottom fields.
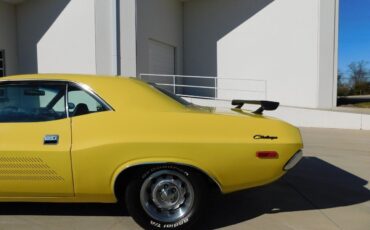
left=125, top=165, right=207, bottom=230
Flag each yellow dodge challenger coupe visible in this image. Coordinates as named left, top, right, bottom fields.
left=0, top=74, right=303, bottom=229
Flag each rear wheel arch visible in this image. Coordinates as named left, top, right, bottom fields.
left=113, top=162, right=222, bottom=202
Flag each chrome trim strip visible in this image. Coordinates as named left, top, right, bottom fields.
left=65, top=83, right=70, bottom=118
left=284, top=150, right=303, bottom=171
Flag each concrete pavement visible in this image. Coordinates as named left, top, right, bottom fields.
left=0, top=128, right=369, bottom=230
left=206, top=128, right=370, bottom=230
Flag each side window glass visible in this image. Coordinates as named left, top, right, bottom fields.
left=68, top=84, right=109, bottom=117
left=0, top=82, right=67, bottom=122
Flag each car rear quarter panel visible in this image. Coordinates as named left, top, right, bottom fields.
left=71, top=110, right=302, bottom=201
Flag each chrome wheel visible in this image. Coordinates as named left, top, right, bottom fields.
left=140, top=169, right=195, bottom=223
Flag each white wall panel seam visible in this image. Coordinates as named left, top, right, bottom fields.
left=332, top=0, right=339, bottom=107
left=316, top=0, right=321, bottom=108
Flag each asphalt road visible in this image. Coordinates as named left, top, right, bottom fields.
left=0, top=128, right=369, bottom=230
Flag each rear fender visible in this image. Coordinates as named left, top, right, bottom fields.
left=110, top=158, right=222, bottom=193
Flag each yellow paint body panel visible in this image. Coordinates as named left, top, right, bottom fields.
left=0, top=74, right=303, bottom=203
left=0, top=119, right=74, bottom=197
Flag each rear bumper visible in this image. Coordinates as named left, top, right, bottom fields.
left=284, top=150, right=303, bottom=171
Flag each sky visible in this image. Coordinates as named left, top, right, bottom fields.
left=339, top=0, right=370, bottom=76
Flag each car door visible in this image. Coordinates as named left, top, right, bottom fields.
left=66, top=82, right=115, bottom=196
left=0, top=81, right=74, bottom=197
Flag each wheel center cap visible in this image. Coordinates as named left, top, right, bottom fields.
left=160, top=186, right=179, bottom=203
left=152, top=180, right=183, bottom=210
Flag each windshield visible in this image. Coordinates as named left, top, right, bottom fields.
left=148, top=83, right=192, bottom=106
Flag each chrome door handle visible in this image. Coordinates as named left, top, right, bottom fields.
left=44, top=135, right=59, bottom=145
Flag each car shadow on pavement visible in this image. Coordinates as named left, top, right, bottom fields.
left=198, top=156, right=370, bottom=229
left=0, top=157, right=368, bottom=230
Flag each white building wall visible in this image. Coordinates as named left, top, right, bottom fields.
left=16, top=0, right=97, bottom=74
left=136, top=0, right=183, bottom=76
left=318, top=0, right=338, bottom=108
left=94, top=0, right=117, bottom=76
left=184, top=0, right=337, bottom=109
left=120, top=0, right=137, bottom=77
left=0, top=2, right=18, bottom=75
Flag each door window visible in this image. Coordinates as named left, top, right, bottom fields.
left=67, top=84, right=109, bottom=117
left=0, top=82, right=67, bottom=122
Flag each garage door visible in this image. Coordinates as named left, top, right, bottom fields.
left=148, top=40, right=175, bottom=93
left=149, top=40, right=175, bottom=74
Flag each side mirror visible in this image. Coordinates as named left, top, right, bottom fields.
left=68, top=102, right=76, bottom=110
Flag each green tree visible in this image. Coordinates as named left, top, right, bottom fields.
left=348, top=61, right=370, bottom=95
left=337, top=69, right=350, bottom=96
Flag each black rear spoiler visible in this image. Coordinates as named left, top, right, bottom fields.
left=232, top=100, right=280, bottom=115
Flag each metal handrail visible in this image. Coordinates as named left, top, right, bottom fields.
left=139, top=73, right=266, bottom=82
left=153, top=83, right=265, bottom=93
left=139, top=73, right=267, bottom=100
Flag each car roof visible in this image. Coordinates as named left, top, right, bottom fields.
left=0, top=74, right=188, bottom=112
left=0, top=74, right=131, bottom=85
